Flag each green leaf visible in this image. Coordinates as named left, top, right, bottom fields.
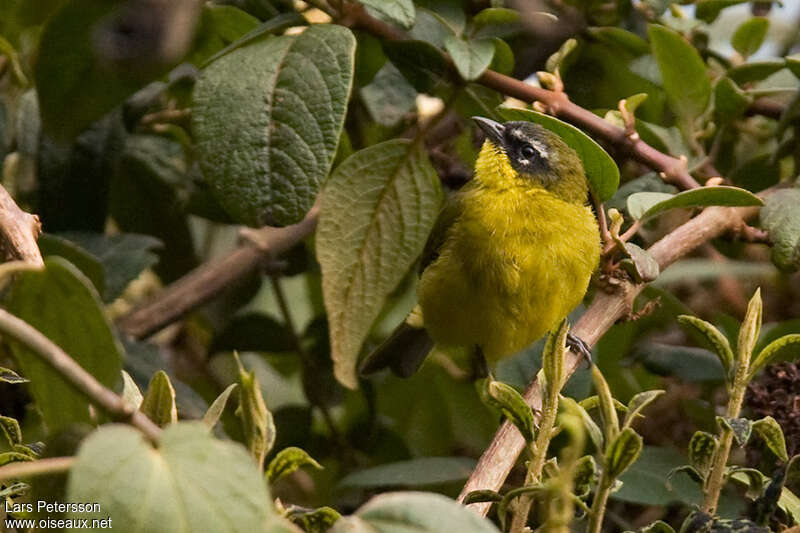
left=266, top=447, right=323, bottom=484
left=483, top=380, right=536, bottom=443
left=751, top=416, right=789, bottom=461
left=717, top=417, right=753, bottom=447
left=749, top=333, right=800, bottom=378
left=317, top=140, right=443, bottom=388
left=623, top=390, right=664, bottom=429
left=714, top=77, right=753, bottom=124
left=66, top=423, right=294, bottom=532
left=0, top=367, right=28, bottom=384
left=542, top=319, right=569, bottom=399
left=648, top=24, right=711, bottom=130
left=188, top=4, right=260, bottom=66
left=574, top=455, right=599, bottom=497
left=606, top=427, right=643, bottom=479
left=738, top=288, right=763, bottom=365
left=497, top=107, right=620, bottom=202
left=585, top=27, right=649, bottom=56
left=688, top=431, right=718, bottom=478
left=471, top=8, right=522, bottom=39
left=489, top=38, right=514, bottom=76
left=627, top=187, right=762, bottom=221
left=383, top=40, right=449, bottom=93
left=462, top=490, right=503, bottom=505
left=677, top=315, right=735, bottom=381
left=340, top=457, right=476, bottom=489
left=0, top=452, right=34, bottom=466
left=728, top=467, right=765, bottom=499
left=121, top=370, right=143, bottom=410
left=545, top=38, right=578, bottom=74
left=38, top=234, right=106, bottom=298
left=360, top=0, right=415, bottom=29
left=202, top=383, right=238, bottom=430
left=140, top=370, right=178, bottom=428
left=6, top=258, right=124, bottom=432
left=235, top=355, right=276, bottom=468
left=201, top=12, right=306, bottom=67
left=333, top=492, right=501, bottom=533
left=0, top=416, right=22, bottom=447
left=443, top=35, right=495, bottom=81
left=732, top=17, right=769, bottom=58
left=620, top=243, right=660, bottom=283
left=360, top=63, right=417, bottom=127
left=287, top=506, right=341, bottom=533
left=564, top=396, right=604, bottom=451
left=35, top=0, right=200, bottom=140
left=760, top=189, right=800, bottom=272
left=192, top=24, right=356, bottom=226
left=695, top=0, right=747, bottom=23
left=729, top=60, right=786, bottom=85
left=592, top=365, right=619, bottom=444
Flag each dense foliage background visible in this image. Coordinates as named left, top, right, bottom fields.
left=1, top=0, right=800, bottom=532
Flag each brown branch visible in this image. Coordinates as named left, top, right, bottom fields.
left=0, top=308, right=162, bottom=442
left=458, top=201, right=762, bottom=516
left=0, top=456, right=75, bottom=482
left=117, top=204, right=320, bottom=339
left=0, top=184, right=43, bottom=266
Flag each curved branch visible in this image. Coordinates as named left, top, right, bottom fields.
left=458, top=202, right=762, bottom=515
left=0, top=184, right=43, bottom=266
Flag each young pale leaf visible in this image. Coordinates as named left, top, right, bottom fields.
left=677, top=315, right=735, bottom=381
left=688, top=431, right=718, bottom=478
left=627, top=187, right=762, bottom=221
left=359, top=0, right=415, bottom=29
left=695, top=0, right=748, bottom=23
left=139, top=370, right=178, bottom=428
left=592, top=365, right=619, bottom=444
left=266, top=447, right=323, bottom=484
left=287, top=506, right=341, bottom=533
left=605, top=427, right=643, bottom=479
left=66, top=423, right=295, bottom=532
left=0, top=416, right=22, bottom=447
left=7, top=258, right=124, bottom=432
left=648, top=24, right=712, bottom=129
left=717, top=417, right=753, bottom=447
left=732, top=17, right=769, bottom=58
left=470, top=8, right=522, bottom=39
left=121, top=370, right=143, bottom=410
left=749, top=334, right=800, bottom=379
left=714, top=77, right=753, bottom=124
left=202, top=383, right=238, bottom=430
left=236, top=357, right=276, bottom=468
left=443, top=35, right=495, bottom=81
left=623, top=390, right=665, bottom=429
left=317, top=140, right=443, bottom=388
left=0, top=367, right=28, bottom=384
left=484, top=380, right=536, bottom=443
left=760, top=189, right=800, bottom=272
left=192, top=24, right=355, bottom=226
left=752, top=416, right=789, bottom=461
left=329, top=492, right=501, bottom=533
left=542, top=320, right=569, bottom=399
left=497, top=107, right=619, bottom=202
left=738, top=288, right=763, bottom=365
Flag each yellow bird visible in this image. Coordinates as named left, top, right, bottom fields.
left=360, top=117, right=601, bottom=377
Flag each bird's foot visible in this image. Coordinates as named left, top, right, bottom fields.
left=470, top=346, right=490, bottom=380
left=566, top=333, right=593, bottom=365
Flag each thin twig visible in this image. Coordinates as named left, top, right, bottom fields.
left=0, top=308, right=162, bottom=442
left=0, top=457, right=75, bottom=482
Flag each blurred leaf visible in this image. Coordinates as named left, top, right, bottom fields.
left=317, top=140, right=442, bottom=388
left=542, top=320, right=568, bottom=398
left=689, top=431, right=718, bottom=478
left=193, top=24, right=355, bottom=226
left=188, top=4, right=259, bottom=66
left=139, top=370, right=178, bottom=428
left=728, top=466, right=765, bottom=500
left=564, top=397, right=603, bottom=450
left=627, top=187, right=762, bottom=221
left=266, top=446, right=322, bottom=484
left=641, top=521, right=676, bottom=533
left=751, top=416, right=788, bottom=461
left=606, top=427, right=643, bottom=479
left=236, top=355, right=276, bottom=468
left=35, top=0, right=199, bottom=140
left=0, top=416, right=22, bottom=447
left=483, top=379, right=535, bottom=443
left=202, top=383, right=237, bottom=430
left=7, top=258, right=123, bottom=432
left=489, top=38, right=514, bottom=76
left=0, top=367, right=29, bottom=384
left=648, top=24, right=711, bottom=130
left=287, top=507, right=341, bottom=533
left=760, top=189, right=800, bottom=272
left=731, top=17, right=769, bottom=58
left=384, top=40, right=450, bottom=93
left=330, top=492, right=500, bottom=533
left=360, top=63, right=417, bottom=126
left=714, top=77, right=753, bottom=124
left=340, top=457, right=477, bottom=489
left=498, top=107, right=619, bottom=202
left=471, top=7, right=521, bottom=39
left=695, top=0, right=747, bottom=23
left=615, top=447, right=703, bottom=507
left=463, top=490, right=503, bottom=505
left=444, top=35, right=494, bottom=81
left=66, top=423, right=294, bottom=531
left=749, top=333, right=800, bottom=378
left=354, top=31, right=387, bottom=87
left=573, top=455, right=598, bottom=497
left=738, top=288, right=763, bottom=364
left=360, top=0, right=415, bottom=29
left=586, top=27, right=649, bottom=56
left=202, top=11, right=307, bottom=66
left=38, top=234, right=105, bottom=297
left=210, top=313, right=294, bottom=354
left=546, top=38, right=578, bottom=74
left=729, top=61, right=785, bottom=85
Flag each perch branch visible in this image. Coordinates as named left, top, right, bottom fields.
left=0, top=184, right=43, bottom=266
left=0, top=457, right=75, bottom=482
left=0, top=308, right=162, bottom=442
left=458, top=202, right=762, bottom=516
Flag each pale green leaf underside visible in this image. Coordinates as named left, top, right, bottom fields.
left=444, top=35, right=495, bottom=81
left=360, top=0, right=415, bottom=29
left=318, top=140, right=443, bottom=388
left=627, top=187, right=762, bottom=221
left=193, top=24, right=356, bottom=227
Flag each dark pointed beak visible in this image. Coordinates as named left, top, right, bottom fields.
left=472, top=116, right=505, bottom=147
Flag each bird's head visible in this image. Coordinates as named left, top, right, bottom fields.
left=472, top=117, right=589, bottom=204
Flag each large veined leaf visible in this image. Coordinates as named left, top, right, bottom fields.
left=6, top=258, right=123, bottom=432
left=497, top=107, right=619, bottom=202
left=193, top=24, right=356, bottom=227
left=317, top=140, right=443, bottom=388
left=66, top=423, right=298, bottom=532
left=359, top=0, right=415, bottom=29
left=330, top=492, right=500, bottom=533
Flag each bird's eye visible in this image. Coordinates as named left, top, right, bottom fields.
left=520, top=145, right=537, bottom=159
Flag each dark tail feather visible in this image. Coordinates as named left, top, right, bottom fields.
left=359, top=322, right=434, bottom=378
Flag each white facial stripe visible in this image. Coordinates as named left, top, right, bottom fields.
left=530, top=139, right=549, bottom=159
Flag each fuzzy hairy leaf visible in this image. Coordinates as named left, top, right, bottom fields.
left=760, top=189, right=800, bottom=272
left=484, top=380, right=536, bottom=443
left=752, top=416, right=789, bottom=461
left=717, top=417, right=753, bottom=447
left=606, top=427, right=643, bottom=479
left=266, top=447, right=323, bottom=484
left=627, top=187, right=762, bottom=221
left=749, top=334, right=800, bottom=378
left=542, top=320, right=569, bottom=399
left=317, top=140, right=443, bottom=388
left=193, top=24, right=355, bottom=226
left=738, top=289, right=763, bottom=365
left=688, top=431, right=718, bottom=478
left=677, top=315, right=735, bottom=381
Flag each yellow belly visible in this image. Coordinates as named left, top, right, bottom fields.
left=417, top=187, right=600, bottom=362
